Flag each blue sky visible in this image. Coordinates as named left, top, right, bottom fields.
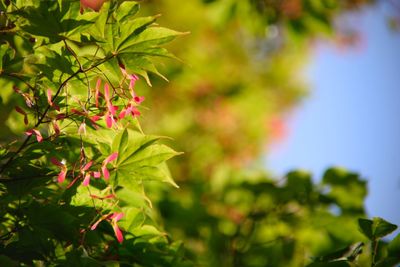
left=266, top=4, right=400, bottom=226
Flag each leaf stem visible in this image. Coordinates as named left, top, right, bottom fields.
left=371, top=238, right=379, bottom=267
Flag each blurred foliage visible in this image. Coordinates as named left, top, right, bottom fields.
left=137, top=0, right=399, bottom=266
left=138, top=0, right=375, bottom=178
left=1, top=0, right=399, bottom=266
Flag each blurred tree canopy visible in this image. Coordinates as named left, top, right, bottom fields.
left=137, top=0, right=400, bottom=266
left=1, top=0, right=399, bottom=266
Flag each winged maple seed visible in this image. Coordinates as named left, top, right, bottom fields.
left=52, top=120, right=61, bottom=137
left=72, top=153, right=117, bottom=187
left=25, top=129, right=43, bottom=143
left=118, top=67, right=145, bottom=121
left=102, top=79, right=144, bottom=128
left=46, top=89, right=60, bottom=111
left=50, top=158, right=67, bottom=183
left=80, top=0, right=106, bottom=12
left=102, top=83, right=118, bottom=128
left=78, top=122, right=87, bottom=135
left=90, top=212, right=124, bottom=243
left=81, top=161, right=93, bottom=186
left=13, top=85, right=34, bottom=107
left=50, top=151, right=117, bottom=186
left=101, top=152, right=118, bottom=180
left=110, top=212, right=124, bottom=243
left=95, top=78, right=102, bottom=108
left=119, top=104, right=141, bottom=119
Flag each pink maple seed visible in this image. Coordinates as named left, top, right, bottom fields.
left=58, top=169, right=67, bottom=183
left=53, top=121, right=61, bottom=136
left=104, top=83, right=111, bottom=102
left=82, top=173, right=91, bottom=186
left=101, top=165, right=110, bottom=180
left=131, top=106, right=141, bottom=117
left=90, top=214, right=112, bottom=231
left=126, top=105, right=134, bottom=114
left=13, top=85, right=34, bottom=107
left=101, top=152, right=118, bottom=180
left=46, top=89, right=52, bottom=106
left=90, top=212, right=124, bottom=243
left=90, top=115, right=101, bottom=122
left=110, top=212, right=124, bottom=243
left=110, top=212, right=124, bottom=221
left=51, top=158, right=67, bottom=183
left=82, top=161, right=93, bottom=171
left=105, top=152, right=118, bottom=164
left=104, top=83, right=119, bottom=117
left=129, top=78, right=137, bottom=92
left=90, top=219, right=102, bottom=231
left=110, top=105, right=119, bottom=114
left=95, top=78, right=102, bottom=108
left=105, top=111, right=115, bottom=128
left=56, top=113, right=67, bottom=120
left=119, top=105, right=141, bottom=119
left=46, top=89, right=60, bottom=111
left=81, top=161, right=93, bottom=186
left=93, top=171, right=101, bottom=178
left=80, top=0, right=106, bottom=12
left=133, top=96, right=145, bottom=104
left=33, top=129, right=43, bottom=142
left=129, top=74, right=139, bottom=81
left=128, top=75, right=140, bottom=98
left=26, top=129, right=43, bottom=142
left=50, top=158, right=63, bottom=167
left=119, top=108, right=127, bottom=119
left=78, top=122, right=87, bottom=135
left=113, top=224, right=124, bottom=243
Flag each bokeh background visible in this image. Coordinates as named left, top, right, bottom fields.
left=267, top=1, right=400, bottom=228
left=135, top=0, right=400, bottom=265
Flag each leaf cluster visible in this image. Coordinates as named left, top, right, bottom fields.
left=0, top=0, right=188, bottom=266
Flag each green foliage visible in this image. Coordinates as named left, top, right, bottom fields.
left=199, top=0, right=373, bottom=39
left=358, top=217, right=398, bottom=240
left=0, top=0, right=188, bottom=265
left=322, top=168, right=367, bottom=214
left=306, top=217, right=400, bottom=267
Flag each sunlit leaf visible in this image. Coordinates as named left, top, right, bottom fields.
left=358, top=217, right=398, bottom=240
